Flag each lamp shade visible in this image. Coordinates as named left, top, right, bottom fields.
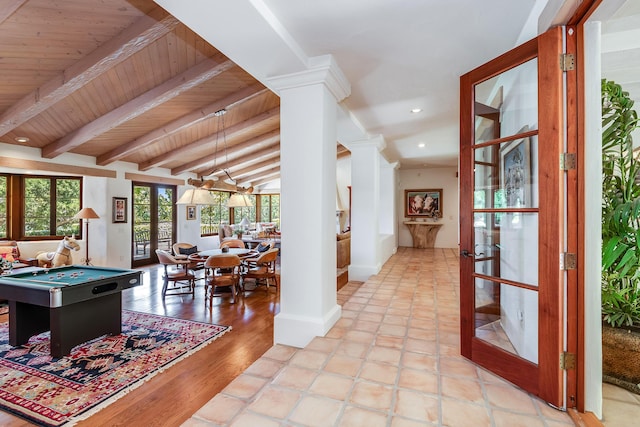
left=239, top=217, right=250, bottom=228
left=74, top=207, right=100, bottom=220
left=176, top=188, right=217, bottom=205
left=227, top=193, right=253, bottom=207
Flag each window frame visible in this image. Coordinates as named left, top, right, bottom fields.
left=1, top=174, right=83, bottom=241
left=200, top=190, right=232, bottom=237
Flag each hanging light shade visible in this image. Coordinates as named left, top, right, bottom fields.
left=227, top=193, right=253, bottom=207
left=176, top=188, right=217, bottom=205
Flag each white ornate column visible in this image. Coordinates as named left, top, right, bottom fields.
left=268, top=55, right=350, bottom=347
left=348, top=135, right=386, bottom=281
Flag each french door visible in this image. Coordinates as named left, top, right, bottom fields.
left=131, top=183, right=176, bottom=267
left=459, top=26, right=574, bottom=408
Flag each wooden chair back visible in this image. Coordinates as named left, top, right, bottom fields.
left=155, top=249, right=195, bottom=297
left=204, top=254, right=242, bottom=304
left=220, top=239, right=245, bottom=249
left=243, top=248, right=279, bottom=292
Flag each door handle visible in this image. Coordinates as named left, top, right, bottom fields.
left=460, top=250, right=473, bottom=258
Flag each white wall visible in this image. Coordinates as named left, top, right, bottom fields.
left=398, top=167, right=459, bottom=248
left=1, top=142, right=204, bottom=268
left=336, top=156, right=351, bottom=232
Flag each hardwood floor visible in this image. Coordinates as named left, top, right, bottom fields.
left=0, top=264, right=280, bottom=426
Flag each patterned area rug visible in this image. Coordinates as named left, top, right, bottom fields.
left=0, top=310, right=231, bottom=426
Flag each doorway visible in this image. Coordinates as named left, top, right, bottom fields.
left=132, top=183, right=176, bottom=267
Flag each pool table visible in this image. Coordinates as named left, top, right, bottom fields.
left=0, top=265, right=142, bottom=358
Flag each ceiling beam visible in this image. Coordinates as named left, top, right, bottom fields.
left=191, top=131, right=280, bottom=176
left=194, top=143, right=280, bottom=178
left=237, top=167, right=281, bottom=186
left=42, top=58, right=234, bottom=159
left=337, top=149, right=351, bottom=160
left=96, top=84, right=267, bottom=165
left=242, top=172, right=281, bottom=188
left=145, top=108, right=279, bottom=171
left=0, top=0, right=27, bottom=24
left=224, top=157, right=280, bottom=181
left=252, top=175, right=281, bottom=188
left=0, top=7, right=179, bottom=137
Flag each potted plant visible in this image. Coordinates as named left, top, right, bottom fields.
left=601, top=79, right=640, bottom=393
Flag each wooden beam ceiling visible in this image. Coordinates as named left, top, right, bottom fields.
left=0, top=7, right=179, bottom=137
left=177, top=129, right=280, bottom=176
left=96, top=84, right=267, bottom=165
left=142, top=107, right=279, bottom=171
left=42, top=58, right=235, bottom=158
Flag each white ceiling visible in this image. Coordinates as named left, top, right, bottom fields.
left=156, top=0, right=640, bottom=169
left=262, top=0, right=539, bottom=168
left=602, top=0, right=640, bottom=108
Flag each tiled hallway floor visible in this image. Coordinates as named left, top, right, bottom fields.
left=183, top=248, right=575, bottom=426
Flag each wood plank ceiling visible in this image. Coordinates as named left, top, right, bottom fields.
left=0, top=0, right=341, bottom=190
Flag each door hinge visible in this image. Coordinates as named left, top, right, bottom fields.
left=560, top=352, right=576, bottom=370
left=560, top=252, right=577, bottom=270
left=560, top=53, right=575, bottom=71
left=560, top=153, right=577, bottom=170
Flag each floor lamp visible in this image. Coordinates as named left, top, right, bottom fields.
left=74, top=207, right=100, bottom=266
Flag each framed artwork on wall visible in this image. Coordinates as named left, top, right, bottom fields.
left=186, top=205, right=196, bottom=220
left=405, top=189, right=443, bottom=218
left=500, top=135, right=531, bottom=208
left=112, top=197, right=127, bottom=223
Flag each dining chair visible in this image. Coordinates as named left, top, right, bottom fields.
left=219, top=239, right=245, bottom=249
left=242, top=248, right=279, bottom=292
left=203, top=254, right=242, bottom=305
left=155, top=249, right=195, bottom=297
left=172, top=242, right=197, bottom=259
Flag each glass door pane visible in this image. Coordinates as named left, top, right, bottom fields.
left=472, top=59, right=541, bottom=360
left=133, top=185, right=151, bottom=262
left=132, top=183, right=176, bottom=266
left=460, top=27, right=566, bottom=406
left=157, top=187, right=174, bottom=252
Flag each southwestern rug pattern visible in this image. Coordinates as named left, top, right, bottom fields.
left=0, top=310, right=231, bottom=426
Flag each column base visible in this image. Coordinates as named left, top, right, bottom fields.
left=348, top=263, right=381, bottom=282
left=274, top=304, right=342, bottom=348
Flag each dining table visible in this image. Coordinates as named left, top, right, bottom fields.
left=188, top=248, right=255, bottom=261
left=187, top=248, right=258, bottom=290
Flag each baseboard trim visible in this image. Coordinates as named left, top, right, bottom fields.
left=567, top=409, right=603, bottom=427
left=274, top=304, right=342, bottom=348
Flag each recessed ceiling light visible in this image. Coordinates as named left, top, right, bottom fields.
left=15, top=136, right=30, bottom=143
left=418, top=143, right=425, bottom=148
left=410, top=108, right=422, bottom=113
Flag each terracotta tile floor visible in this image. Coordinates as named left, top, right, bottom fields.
left=183, top=247, right=574, bottom=426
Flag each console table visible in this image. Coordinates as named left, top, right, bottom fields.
left=404, top=221, right=442, bottom=248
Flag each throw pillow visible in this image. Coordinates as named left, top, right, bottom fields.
left=222, top=225, right=233, bottom=238
left=178, top=246, right=198, bottom=255
left=257, top=242, right=270, bottom=252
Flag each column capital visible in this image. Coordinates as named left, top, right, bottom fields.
left=346, top=134, right=387, bottom=153
left=266, top=54, right=351, bottom=102
left=381, top=161, right=400, bottom=170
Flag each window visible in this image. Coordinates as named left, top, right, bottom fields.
left=200, top=191, right=230, bottom=236
left=233, top=194, right=257, bottom=225
left=259, top=194, right=280, bottom=226
left=1, top=174, right=82, bottom=240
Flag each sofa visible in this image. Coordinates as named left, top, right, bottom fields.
left=0, top=240, right=37, bottom=268
left=337, top=231, right=351, bottom=269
